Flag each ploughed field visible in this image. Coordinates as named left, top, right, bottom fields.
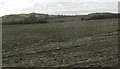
left=2, top=18, right=118, bottom=67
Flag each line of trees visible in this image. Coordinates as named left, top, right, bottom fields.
left=2, top=13, right=49, bottom=25
left=86, top=13, right=118, bottom=20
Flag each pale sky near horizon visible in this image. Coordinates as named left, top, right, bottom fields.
left=0, top=0, right=119, bottom=16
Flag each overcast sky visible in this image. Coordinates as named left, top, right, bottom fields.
left=0, top=0, right=119, bottom=16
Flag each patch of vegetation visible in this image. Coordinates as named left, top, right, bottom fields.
left=86, top=13, right=118, bottom=20
left=2, top=13, right=49, bottom=25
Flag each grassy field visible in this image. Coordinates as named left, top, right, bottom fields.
left=2, top=17, right=118, bottom=67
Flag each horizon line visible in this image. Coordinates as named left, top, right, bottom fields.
left=0, top=12, right=119, bottom=17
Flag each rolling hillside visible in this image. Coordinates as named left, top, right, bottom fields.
left=2, top=13, right=118, bottom=67
left=1, top=12, right=119, bottom=25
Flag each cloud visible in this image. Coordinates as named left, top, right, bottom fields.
left=0, top=0, right=119, bottom=16
left=21, top=2, right=118, bottom=15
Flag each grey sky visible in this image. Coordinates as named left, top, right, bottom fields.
left=0, top=0, right=119, bottom=16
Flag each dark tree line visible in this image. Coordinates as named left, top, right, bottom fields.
left=86, top=13, right=119, bottom=20
left=2, top=13, right=49, bottom=25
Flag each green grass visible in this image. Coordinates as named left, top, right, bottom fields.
left=2, top=18, right=118, bottom=67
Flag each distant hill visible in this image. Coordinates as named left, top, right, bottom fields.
left=2, top=13, right=58, bottom=25
left=1, top=12, right=119, bottom=25
left=3, top=13, right=56, bottom=18
left=86, top=12, right=119, bottom=20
